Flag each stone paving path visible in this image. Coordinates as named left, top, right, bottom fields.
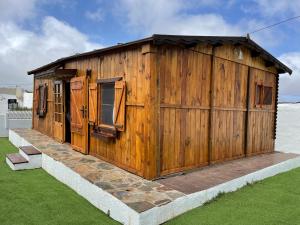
left=12, top=129, right=184, bottom=213
left=11, top=129, right=299, bottom=213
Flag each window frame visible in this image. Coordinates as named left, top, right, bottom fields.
left=255, top=83, right=273, bottom=108
left=98, top=82, right=115, bottom=127
left=53, top=81, right=63, bottom=123
left=96, top=77, right=122, bottom=128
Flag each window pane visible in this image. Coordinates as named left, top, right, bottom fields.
left=263, top=87, right=272, bottom=105
left=101, top=83, right=115, bottom=104
left=255, top=85, right=262, bottom=105
left=100, top=83, right=115, bottom=125
left=101, top=104, right=114, bottom=125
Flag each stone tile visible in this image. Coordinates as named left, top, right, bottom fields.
left=95, top=162, right=114, bottom=170
left=95, top=181, right=114, bottom=190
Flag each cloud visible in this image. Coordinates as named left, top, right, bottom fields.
left=0, top=16, right=102, bottom=89
left=115, top=0, right=242, bottom=36
left=0, top=0, right=38, bottom=22
left=279, top=52, right=300, bottom=97
left=85, top=8, right=105, bottom=22
left=251, top=0, right=300, bottom=17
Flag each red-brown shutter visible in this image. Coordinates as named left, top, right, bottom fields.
left=34, top=85, right=39, bottom=115
left=42, top=84, right=48, bottom=116
left=88, top=83, right=97, bottom=124
left=114, top=80, right=126, bottom=131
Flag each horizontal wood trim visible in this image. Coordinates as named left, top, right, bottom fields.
left=246, top=150, right=274, bottom=157
left=126, top=102, right=145, bottom=107
left=160, top=162, right=209, bottom=177
left=160, top=104, right=210, bottom=110
left=160, top=104, right=274, bottom=113
left=248, top=109, right=275, bottom=112
left=212, top=107, right=247, bottom=112
left=160, top=104, right=248, bottom=111
left=210, top=154, right=245, bottom=165
left=97, top=77, right=122, bottom=83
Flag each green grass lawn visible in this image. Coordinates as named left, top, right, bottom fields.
left=0, top=138, right=119, bottom=225
left=1, top=137, right=300, bottom=225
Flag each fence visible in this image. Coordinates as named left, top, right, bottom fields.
left=0, top=110, right=32, bottom=137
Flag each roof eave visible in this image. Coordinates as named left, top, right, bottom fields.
left=27, top=34, right=293, bottom=76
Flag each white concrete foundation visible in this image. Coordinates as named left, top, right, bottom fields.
left=19, top=149, right=42, bottom=169
left=6, top=157, right=36, bottom=171
left=8, top=129, right=300, bottom=225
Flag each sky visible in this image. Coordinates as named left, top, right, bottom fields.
left=0, top=0, right=299, bottom=101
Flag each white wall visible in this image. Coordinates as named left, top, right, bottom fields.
left=0, top=114, right=7, bottom=137
left=275, top=103, right=300, bottom=154
left=0, top=94, right=16, bottom=113
left=0, top=111, right=32, bottom=137
left=23, top=92, right=33, bottom=108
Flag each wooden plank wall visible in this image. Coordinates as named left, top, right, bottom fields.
left=158, top=45, right=211, bottom=175
left=158, top=43, right=278, bottom=176
left=32, top=78, right=54, bottom=137
left=64, top=44, right=158, bottom=179
left=246, top=68, right=276, bottom=155
left=210, top=58, right=248, bottom=163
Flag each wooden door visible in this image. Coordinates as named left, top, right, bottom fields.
left=53, top=81, right=65, bottom=142
left=70, top=76, right=88, bottom=154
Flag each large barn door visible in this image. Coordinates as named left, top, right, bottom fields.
left=53, top=81, right=65, bottom=142
left=70, top=76, right=88, bottom=154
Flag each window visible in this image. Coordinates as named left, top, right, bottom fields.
left=255, top=84, right=273, bottom=107
left=8, top=99, right=18, bottom=110
left=99, top=82, right=115, bottom=126
left=93, top=78, right=126, bottom=139
left=54, top=81, right=63, bottom=123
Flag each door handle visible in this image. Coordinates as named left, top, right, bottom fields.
left=84, top=106, right=88, bottom=118
left=80, top=106, right=85, bottom=118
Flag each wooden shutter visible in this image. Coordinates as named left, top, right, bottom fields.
left=113, top=80, right=126, bottom=131
left=88, top=83, right=97, bottom=123
left=34, top=85, right=39, bottom=115
left=42, top=84, right=48, bottom=116
left=70, top=78, right=84, bottom=132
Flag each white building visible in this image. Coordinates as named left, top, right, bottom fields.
left=0, top=87, right=33, bottom=137
left=0, top=87, right=33, bottom=111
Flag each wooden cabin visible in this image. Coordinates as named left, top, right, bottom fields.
left=28, top=35, right=292, bottom=180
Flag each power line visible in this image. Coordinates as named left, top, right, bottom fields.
left=248, top=15, right=300, bottom=35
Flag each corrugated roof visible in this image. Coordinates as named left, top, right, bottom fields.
left=28, top=34, right=292, bottom=75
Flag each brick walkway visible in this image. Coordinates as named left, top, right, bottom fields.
left=158, top=151, right=299, bottom=194
left=11, top=128, right=299, bottom=213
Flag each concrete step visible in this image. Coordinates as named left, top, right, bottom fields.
left=18, top=146, right=42, bottom=169
left=6, top=153, right=30, bottom=170
left=19, top=146, right=41, bottom=160
left=6, top=146, right=42, bottom=171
